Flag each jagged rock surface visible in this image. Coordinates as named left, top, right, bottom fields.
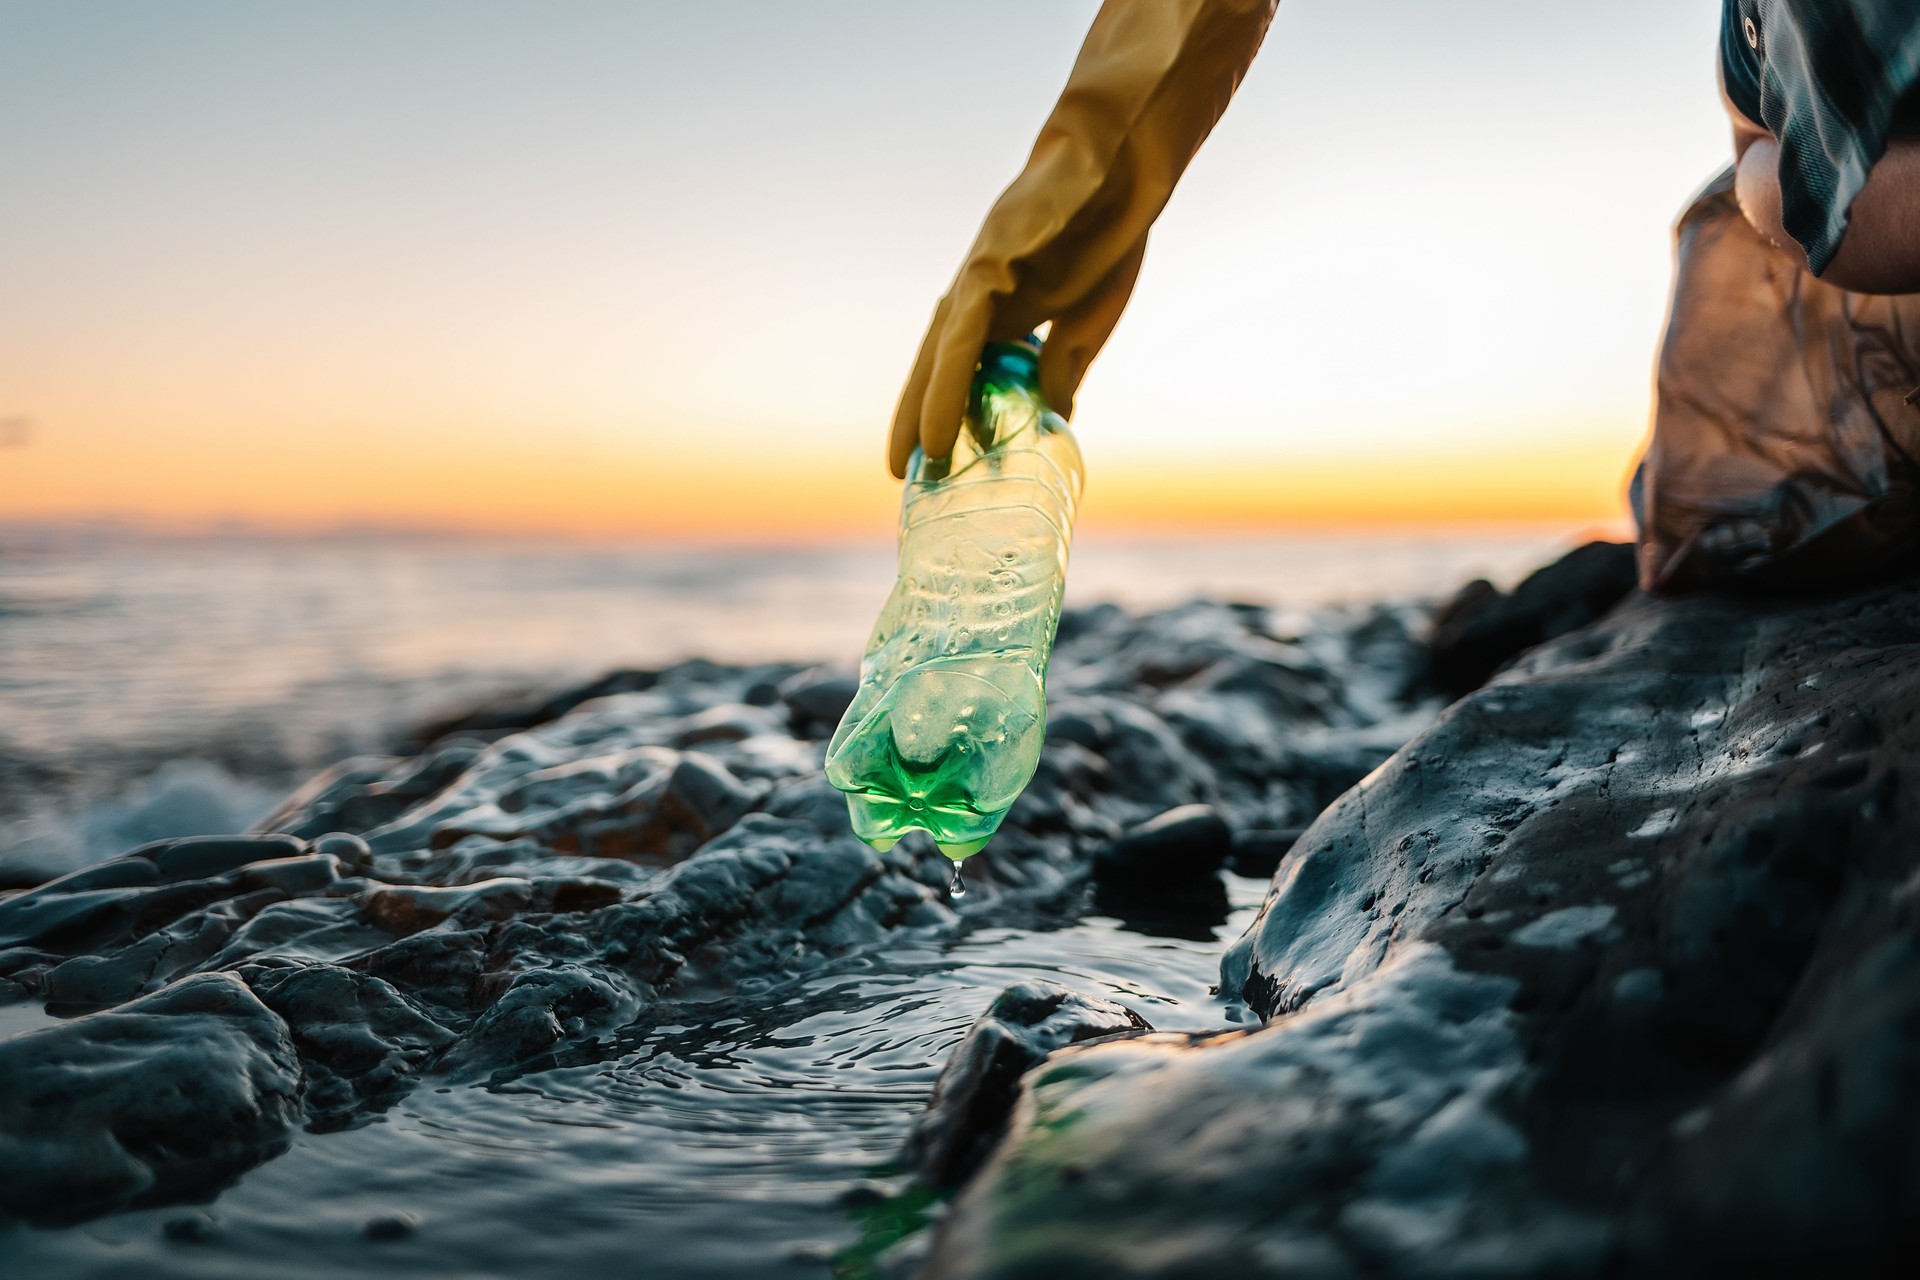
left=903, top=980, right=1150, bottom=1190
left=1425, top=540, right=1639, bottom=697
left=920, top=579, right=1920, bottom=1278
left=0, top=972, right=302, bottom=1223
left=1094, top=803, right=1234, bottom=887
left=0, top=600, right=1423, bottom=1226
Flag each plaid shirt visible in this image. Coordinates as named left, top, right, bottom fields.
left=1721, top=0, right=1920, bottom=274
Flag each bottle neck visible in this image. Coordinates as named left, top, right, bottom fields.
left=963, top=339, right=1047, bottom=456
left=975, top=340, right=1042, bottom=396
left=983, top=337, right=1044, bottom=387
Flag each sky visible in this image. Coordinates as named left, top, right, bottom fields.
left=0, top=0, right=1730, bottom=539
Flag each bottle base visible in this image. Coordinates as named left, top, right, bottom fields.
left=840, top=793, right=1003, bottom=863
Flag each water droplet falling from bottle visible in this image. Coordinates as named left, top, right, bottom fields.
left=823, top=339, right=1082, bottom=862
left=947, top=860, right=968, bottom=898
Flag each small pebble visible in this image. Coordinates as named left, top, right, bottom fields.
left=312, top=831, right=373, bottom=869
left=162, top=1213, right=217, bottom=1244
left=1226, top=826, right=1305, bottom=879
left=837, top=1181, right=888, bottom=1209
left=1095, top=805, right=1233, bottom=888
left=784, top=1241, right=836, bottom=1265
left=363, top=1211, right=418, bottom=1242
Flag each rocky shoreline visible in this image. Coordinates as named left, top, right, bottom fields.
left=918, top=562, right=1920, bottom=1278
left=5, top=542, right=1912, bottom=1276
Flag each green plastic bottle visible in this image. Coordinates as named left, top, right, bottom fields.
left=826, top=339, right=1084, bottom=881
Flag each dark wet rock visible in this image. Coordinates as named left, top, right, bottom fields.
left=0, top=851, right=182, bottom=949
left=359, top=741, right=759, bottom=864
left=1093, top=804, right=1232, bottom=889
left=394, top=668, right=665, bottom=753
left=646, top=752, right=755, bottom=851
left=1080, top=701, right=1214, bottom=817
left=146, top=834, right=309, bottom=882
left=673, top=704, right=772, bottom=747
left=996, top=742, right=1113, bottom=852
left=758, top=773, right=865, bottom=839
left=9, top=847, right=352, bottom=1010
left=1226, top=825, right=1305, bottom=878
left=233, top=852, right=341, bottom=896
left=0, top=844, right=328, bottom=967
left=361, top=878, right=540, bottom=934
left=1276, top=721, right=1419, bottom=816
left=42, top=910, right=249, bottom=1009
left=1043, top=703, right=1110, bottom=750
left=264, top=740, right=489, bottom=843
left=0, top=885, right=149, bottom=952
left=487, top=744, right=756, bottom=867
left=162, top=1211, right=219, bottom=1243
left=1187, top=649, right=1342, bottom=724
left=350, top=928, right=491, bottom=1022
left=923, top=577, right=1920, bottom=1278
left=207, top=896, right=390, bottom=969
left=903, top=980, right=1150, bottom=1189
left=1425, top=539, right=1638, bottom=696
left=27, top=856, right=161, bottom=896
left=0, top=972, right=301, bottom=1224
left=781, top=668, right=861, bottom=739
left=439, top=963, right=636, bottom=1081
left=562, top=815, right=957, bottom=987
left=838, top=1180, right=891, bottom=1209
left=1088, top=800, right=1238, bottom=939
left=242, top=963, right=454, bottom=1126
left=310, top=831, right=373, bottom=871
left=363, top=1210, right=418, bottom=1241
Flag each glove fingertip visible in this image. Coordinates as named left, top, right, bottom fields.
left=922, top=417, right=961, bottom=463
left=919, top=357, right=975, bottom=464
left=888, top=405, right=918, bottom=478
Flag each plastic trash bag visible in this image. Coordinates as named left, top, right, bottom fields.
left=1633, top=168, right=1920, bottom=593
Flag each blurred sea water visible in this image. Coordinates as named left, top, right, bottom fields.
left=0, top=528, right=1571, bottom=875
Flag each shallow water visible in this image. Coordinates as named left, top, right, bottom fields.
left=1, top=875, right=1266, bottom=1279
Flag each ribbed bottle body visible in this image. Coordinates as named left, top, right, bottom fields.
left=826, top=344, right=1083, bottom=860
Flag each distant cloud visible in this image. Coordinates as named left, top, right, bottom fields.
left=0, top=416, right=31, bottom=448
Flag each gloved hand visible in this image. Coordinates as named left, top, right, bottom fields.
left=888, top=0, right=1278, bottom=477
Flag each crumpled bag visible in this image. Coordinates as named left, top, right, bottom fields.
left=1634, top=168, right=1920, bottom=593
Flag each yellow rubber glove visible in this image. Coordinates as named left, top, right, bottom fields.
left=888, top=0, right=1278, bottom=478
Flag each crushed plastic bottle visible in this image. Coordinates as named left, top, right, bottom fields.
left=826, top=338, right=1084, bottom=868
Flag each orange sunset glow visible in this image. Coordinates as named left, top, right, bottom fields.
left=0, top=427, right=1637, bottom=540
left=2, top=1, right=1723, bottom=540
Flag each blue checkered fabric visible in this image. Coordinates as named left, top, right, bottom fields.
left=1721, top=0, right=1920, bottom=274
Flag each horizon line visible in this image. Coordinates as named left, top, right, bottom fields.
left=0, top=512, right=1635, bottom=546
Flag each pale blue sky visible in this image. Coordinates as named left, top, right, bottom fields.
left=0, top=1, right=1730, bottom=529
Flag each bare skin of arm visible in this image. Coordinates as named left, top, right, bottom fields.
left=1729, top=87, right=1920, bottom=294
